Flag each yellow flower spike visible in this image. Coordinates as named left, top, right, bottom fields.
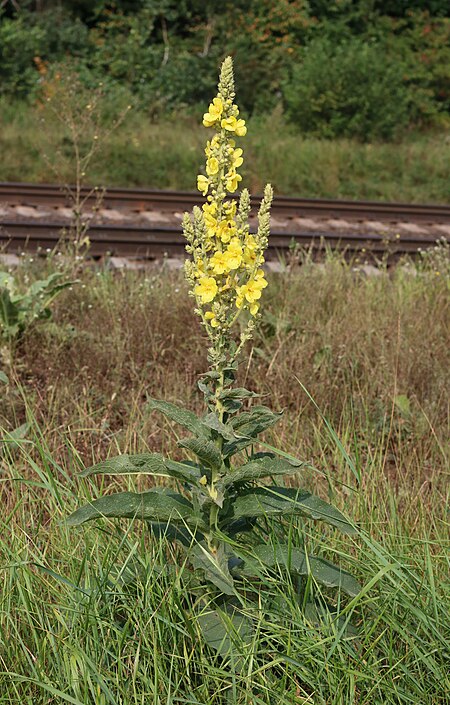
left=197, top=174, right=209, bottom=196
left=182, top=57, right=272, bottom=360
left=194, top=276, right=218, bottom=303
left=199, top=475, right=208, bottom=486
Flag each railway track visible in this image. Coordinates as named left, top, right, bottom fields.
left=1, top=182, right=449, bottom=259
left=0, top=220, right=439, bottom=259
left=1, top=182, right=449, bottom=222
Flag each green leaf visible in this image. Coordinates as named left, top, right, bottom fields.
left=223, top=406, right=283, bottom=456
left=147, top=397, right=208, bottom=437
left=0, top=371, right=8, bottom=385
left=224, top=487, right=356, bottom=535
left=80, top=453, right=167, bottom=478
left=80, top=452, right=201, bottom=485
left=201, top=412, right=236, bottom=441
left=221, top=456, right=304, bottom=487
left=178, top=437, right=222, bottom=469
left=244, top=544, right=362, bottom=597
left=218, top=387, right=259, bottom=412
left=394, top=394, right=411, bottom=418
left=66, top=488, right=199, bottom=528
left=147, top=522, right=202, bottom=546
left=191, top=543, right=236, bottom=596
left=197, top=606, right=253, bottom=659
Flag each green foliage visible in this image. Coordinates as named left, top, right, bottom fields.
left=283, top=38, right=414, bottom=140
left=0, top=271, right=75, bottom=342
left=1, top=3, right=449, bottom=138
left=68, top=388, right=361, bottom=654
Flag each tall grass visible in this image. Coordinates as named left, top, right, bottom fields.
left=1, top=254, right=449, bottom=703
left=1, top=100, right=449, bottom=202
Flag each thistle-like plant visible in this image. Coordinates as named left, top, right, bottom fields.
left=67, top=58, right=360, bottom=652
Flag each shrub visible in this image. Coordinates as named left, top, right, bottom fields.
left=283, top=37, right=414, bottom=140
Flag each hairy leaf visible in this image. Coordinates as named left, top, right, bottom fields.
left=218, top=387, right=259, bottom=412
left=80, top=452, right=166, bottom=478
left=0, top=371, right=8, bottom=385
left=244, top=544, right=361, bottom=597
left=80, top=453, right=201, bottom=485
left=197, top=606, right=253, bottom=658
left=201, top=412, right=236, bottom=441
left=221, top=456, right=304, bottom=487
left=66, top=488, right=199, bottom=527
left=223, top=406, right=283, bottom=456
left=178, top=437, right=222, bottom=469
left=147, top=522, right=203, bottom=546
left=224, top=487, right=356, bottom=535
left=191, top=543, right=236, bottom=596
left=147, top=397, right=208, bottom=437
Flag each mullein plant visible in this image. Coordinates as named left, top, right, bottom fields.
left=67, top=58, right=360, bottom=652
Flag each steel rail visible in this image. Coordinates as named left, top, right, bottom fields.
left=1, top=182, right=449, bottom=223
left=0, top=220, right=436, bottom=258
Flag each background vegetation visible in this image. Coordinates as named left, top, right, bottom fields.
left=0, top=1, right=449, bottom=201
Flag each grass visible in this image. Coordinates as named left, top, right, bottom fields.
left=1, top=251, right=449, bottom=703
left=0, top=99, right=449, bottom=203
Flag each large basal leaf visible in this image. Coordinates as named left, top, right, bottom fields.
left=66, top=488, right=199, bottom=528
left=197, top=606, right=253, bottom=659
left=191, top=543, right=236, bottom=596
left=243, top=544, right=361, bottom=597
left=178, top=436, right=222, bottom=469
left=221, top=456, right=304, bottom=487
left=223, top=406, right=283, bottom=457
left=80, top=452, right=202, bottom=485
left=147, top=397, right=208, bottom=437
left=223, top=487, right=356, bottom=535
left=147, top=521, right=203, bottom=546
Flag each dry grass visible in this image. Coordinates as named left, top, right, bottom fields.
left=2, top=256, right=448, bottom=536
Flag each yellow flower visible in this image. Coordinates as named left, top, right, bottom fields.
left=197, top=174, right=209, bottom=196
left=203, top=97, right=224, bottom=127
left=195, top=276, right=218, bottom=303
left=250, top=302, right=259, bottom=316
left=205, top=311, right=220, bottom=328
left=226, top=169, right=242, bottom=193
left=232, top=148, right=244, bottom=169
left=254, top=269, right=268, bottom=287
left=206, top=157, right=219, bottom=176
left=236, top=275, right=267, bottom=305
left=210, top=251, right=229, bottom=275
left=221, top=116, right=237, bottom=132
left=223, top=200, right=237, bottom=218
left=217, top=219, right=236, bottom=243
left=203, top=202, right=217, bottom=215
left=235, top=119, right=247, bottom=137
left=224, top=237, right=243, bottom=270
